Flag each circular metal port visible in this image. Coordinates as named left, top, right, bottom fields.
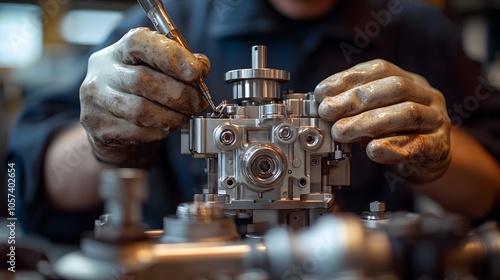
left=241, top=144, right=287, bottom=188
left=275, top=123, right=297, bottom=144
left=214, top=124, right=240, bottom=150
left=220, top=129, right=236, bottom=145
left=299, top=127, right=323, bottom=151
left=222, top=176, right=237, bottom=189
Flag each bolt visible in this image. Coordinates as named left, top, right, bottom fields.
left=370, top=201, right=386, bottom=212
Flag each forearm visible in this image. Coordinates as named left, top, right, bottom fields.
left=43, top=124, right=111, bottom=210
left=412, top=128, right=500, bottom=219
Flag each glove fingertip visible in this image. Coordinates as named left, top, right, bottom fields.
left=318, top=98, right=341, bottom=122
left=313, top=82, right=328, bottom=102
left=366, top=140, right=382, bottom=162
left=366, top=139, right=401, bottom=165
left=194, top=53, right=211, bottom=76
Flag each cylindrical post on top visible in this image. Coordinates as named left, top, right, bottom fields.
left=252, top=45, right=267, bottom=68
left=225, top=45, right=290, bottom=102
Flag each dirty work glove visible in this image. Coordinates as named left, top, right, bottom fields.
left=314, top=59, right=451, bottom=183
left=80, top=27, right=209, bottom=167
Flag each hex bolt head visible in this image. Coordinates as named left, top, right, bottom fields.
left=370, top=201, right=386, bottom=212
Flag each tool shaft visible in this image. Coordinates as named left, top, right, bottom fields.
left=137, top=0, right=218, bottom=112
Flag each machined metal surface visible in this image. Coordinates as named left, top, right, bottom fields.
left=55, top=212, right=500, bottom=280
left=225, top=45, right=290, bottom=101
left=182, top=45, right=350, bottom=234
left=161, top=202, right=239, bottom=243
left=96, top=168, right=148, bottom=242
left=51, top=42, right=500, bottom=280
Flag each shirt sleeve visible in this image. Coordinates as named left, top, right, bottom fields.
left=6, top=72, right=103, bottom=244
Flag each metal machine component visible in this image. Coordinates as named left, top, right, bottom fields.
left=94, top=168, right=148, bottom=242
left=54, top=169, right=154, bottom=280
left=161, top=202, right=239, bottom=243
left=182, top=45, right=350, bottom=233
left=225, top=45, right=290, bottom=101
left=51, top=44, right=500, bottom=280
left=52, top=160, right=500, bottom=280
left=362, top=201, right=392, bottom=229
left=137, top=0, right=218, bottom=113
left=55, top=205, right=500, bottom=280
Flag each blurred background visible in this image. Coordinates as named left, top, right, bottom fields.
left=0, top=0, right=137, bottom=217
left=0, top=0, right=499, bottom=278
left=1, top=0, right=500, bottom=215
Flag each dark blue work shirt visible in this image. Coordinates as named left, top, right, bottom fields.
left=7, top=0, right=500, bottom=243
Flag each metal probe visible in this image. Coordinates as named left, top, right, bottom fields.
left=137, top=0, right=218, bottom=113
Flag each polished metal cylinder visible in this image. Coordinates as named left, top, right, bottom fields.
left=225, top=45, right=290, bottom=102
left=100, top=168, right=147, bottom=226
left=252, top=45, right=266, bottom=68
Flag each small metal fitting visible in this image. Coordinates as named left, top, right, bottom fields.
left=220, top=129, right=236, bottom=145
left=278, top=126, right=293, bottom=141
left=370, top=201, right=386, bottom=213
